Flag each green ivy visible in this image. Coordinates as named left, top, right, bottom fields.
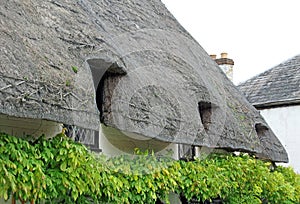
left=0, top=132, right=299, bottom=203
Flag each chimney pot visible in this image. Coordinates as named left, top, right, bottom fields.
left=210, top=54, right=217, bottom=60
left=221, top=52, right=228, bottom=59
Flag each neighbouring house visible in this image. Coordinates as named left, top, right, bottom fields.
left=238, top=54, right=300, bottom=173
left=0, top=0, right=288, bottom=165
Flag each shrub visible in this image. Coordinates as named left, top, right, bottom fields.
left=0, top=132, right=299, bottom=203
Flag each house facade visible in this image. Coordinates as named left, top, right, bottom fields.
left=0, top=0, right=288, bottom=164
left=238, top=54, right=300, bottom=173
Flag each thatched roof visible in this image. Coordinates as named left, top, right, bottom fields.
left=0, top=0, right=288, bottom=162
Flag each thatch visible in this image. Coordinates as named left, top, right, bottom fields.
left=0, top=0, right=288, bottom=162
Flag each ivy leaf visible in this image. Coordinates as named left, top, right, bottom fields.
left=60, top=162, right=67, bottom=171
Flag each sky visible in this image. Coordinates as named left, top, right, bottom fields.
left=161, top=0, right=300, bottom=84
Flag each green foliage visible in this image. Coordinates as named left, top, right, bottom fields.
left=0, top=132, right=299, bottom=203
left=100, top=149, right=179, bottom=203
left=35, top=135, right=103, bottom=203
left=0, top=133, right=102, bottom=203
left=0, top=133, right=46, bottom=202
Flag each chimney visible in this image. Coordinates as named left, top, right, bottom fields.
left=211, top=52, right=234, bottom=81
left=209, top=54, right=217, bottom=60
left=220, top=52, right=228, bottom=59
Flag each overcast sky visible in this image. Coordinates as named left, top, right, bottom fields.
left=161, top=0, right=300, bottom=84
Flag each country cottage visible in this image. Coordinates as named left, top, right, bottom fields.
left=0, top=0, right=288, bottom=162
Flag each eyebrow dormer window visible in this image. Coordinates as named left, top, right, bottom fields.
left=255, top=123, right=269, bottom=143
left=64, top=59, right=126, bottom=152
left=198, top=101, right=212, bottom=132
left=87, top=59, right=126, bottom=123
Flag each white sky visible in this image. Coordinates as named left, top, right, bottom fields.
left=161, top=0, right=300, bottom=84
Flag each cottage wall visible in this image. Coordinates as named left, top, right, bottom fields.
left=0, top=114, right=62, bottom=138
left=99, top=124, right=179, bottom=159
left=260, top=105, right=300, bottom=173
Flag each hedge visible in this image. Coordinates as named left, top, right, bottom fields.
left=0, top=132, right=299, bottom=203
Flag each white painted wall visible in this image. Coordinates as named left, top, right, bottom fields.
left=99, top=124, right=179, bottom=159
left=260, top=105, right=300, bottom=173
left=0, top=114, right=62, bottom=138
left=219, top=64, right=234, bottom=81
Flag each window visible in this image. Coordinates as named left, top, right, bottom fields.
left=198, top=101, right=212, bottom=132
left=178, top=144, right=195, bottom=161
left=255, top=123, right=268, bottom=143
left=87, top=59, right=126, bottom=123
left=64, top=124, right=101, bottom=152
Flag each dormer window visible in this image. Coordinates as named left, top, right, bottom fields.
left=87, top=59, right=126, bottom=123
left=255, top=123, right=269, bottom=143
left=198, top=101, right=213, bottom=132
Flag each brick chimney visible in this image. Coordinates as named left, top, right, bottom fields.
left=211, top=52, right=234, bottom=81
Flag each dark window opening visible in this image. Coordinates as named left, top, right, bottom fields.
left=180, top=195, right=223, bottom=204
left=87, top=59, right=126, bottom=123
left=178, top=144, right=196, bottom=161
left=255, top=123, right=268, bottom=143
left=97, top=72, right=106, bottom=123
left=96, top=72, right=124, bottom=123
left=64, top=124, right=101, bottom=152
left=97, top=72, right=124, bottom=123
left=198, top=102, right=212, bottom=132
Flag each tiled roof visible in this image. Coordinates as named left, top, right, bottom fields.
left=238, top=54, right=300, bottom=107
